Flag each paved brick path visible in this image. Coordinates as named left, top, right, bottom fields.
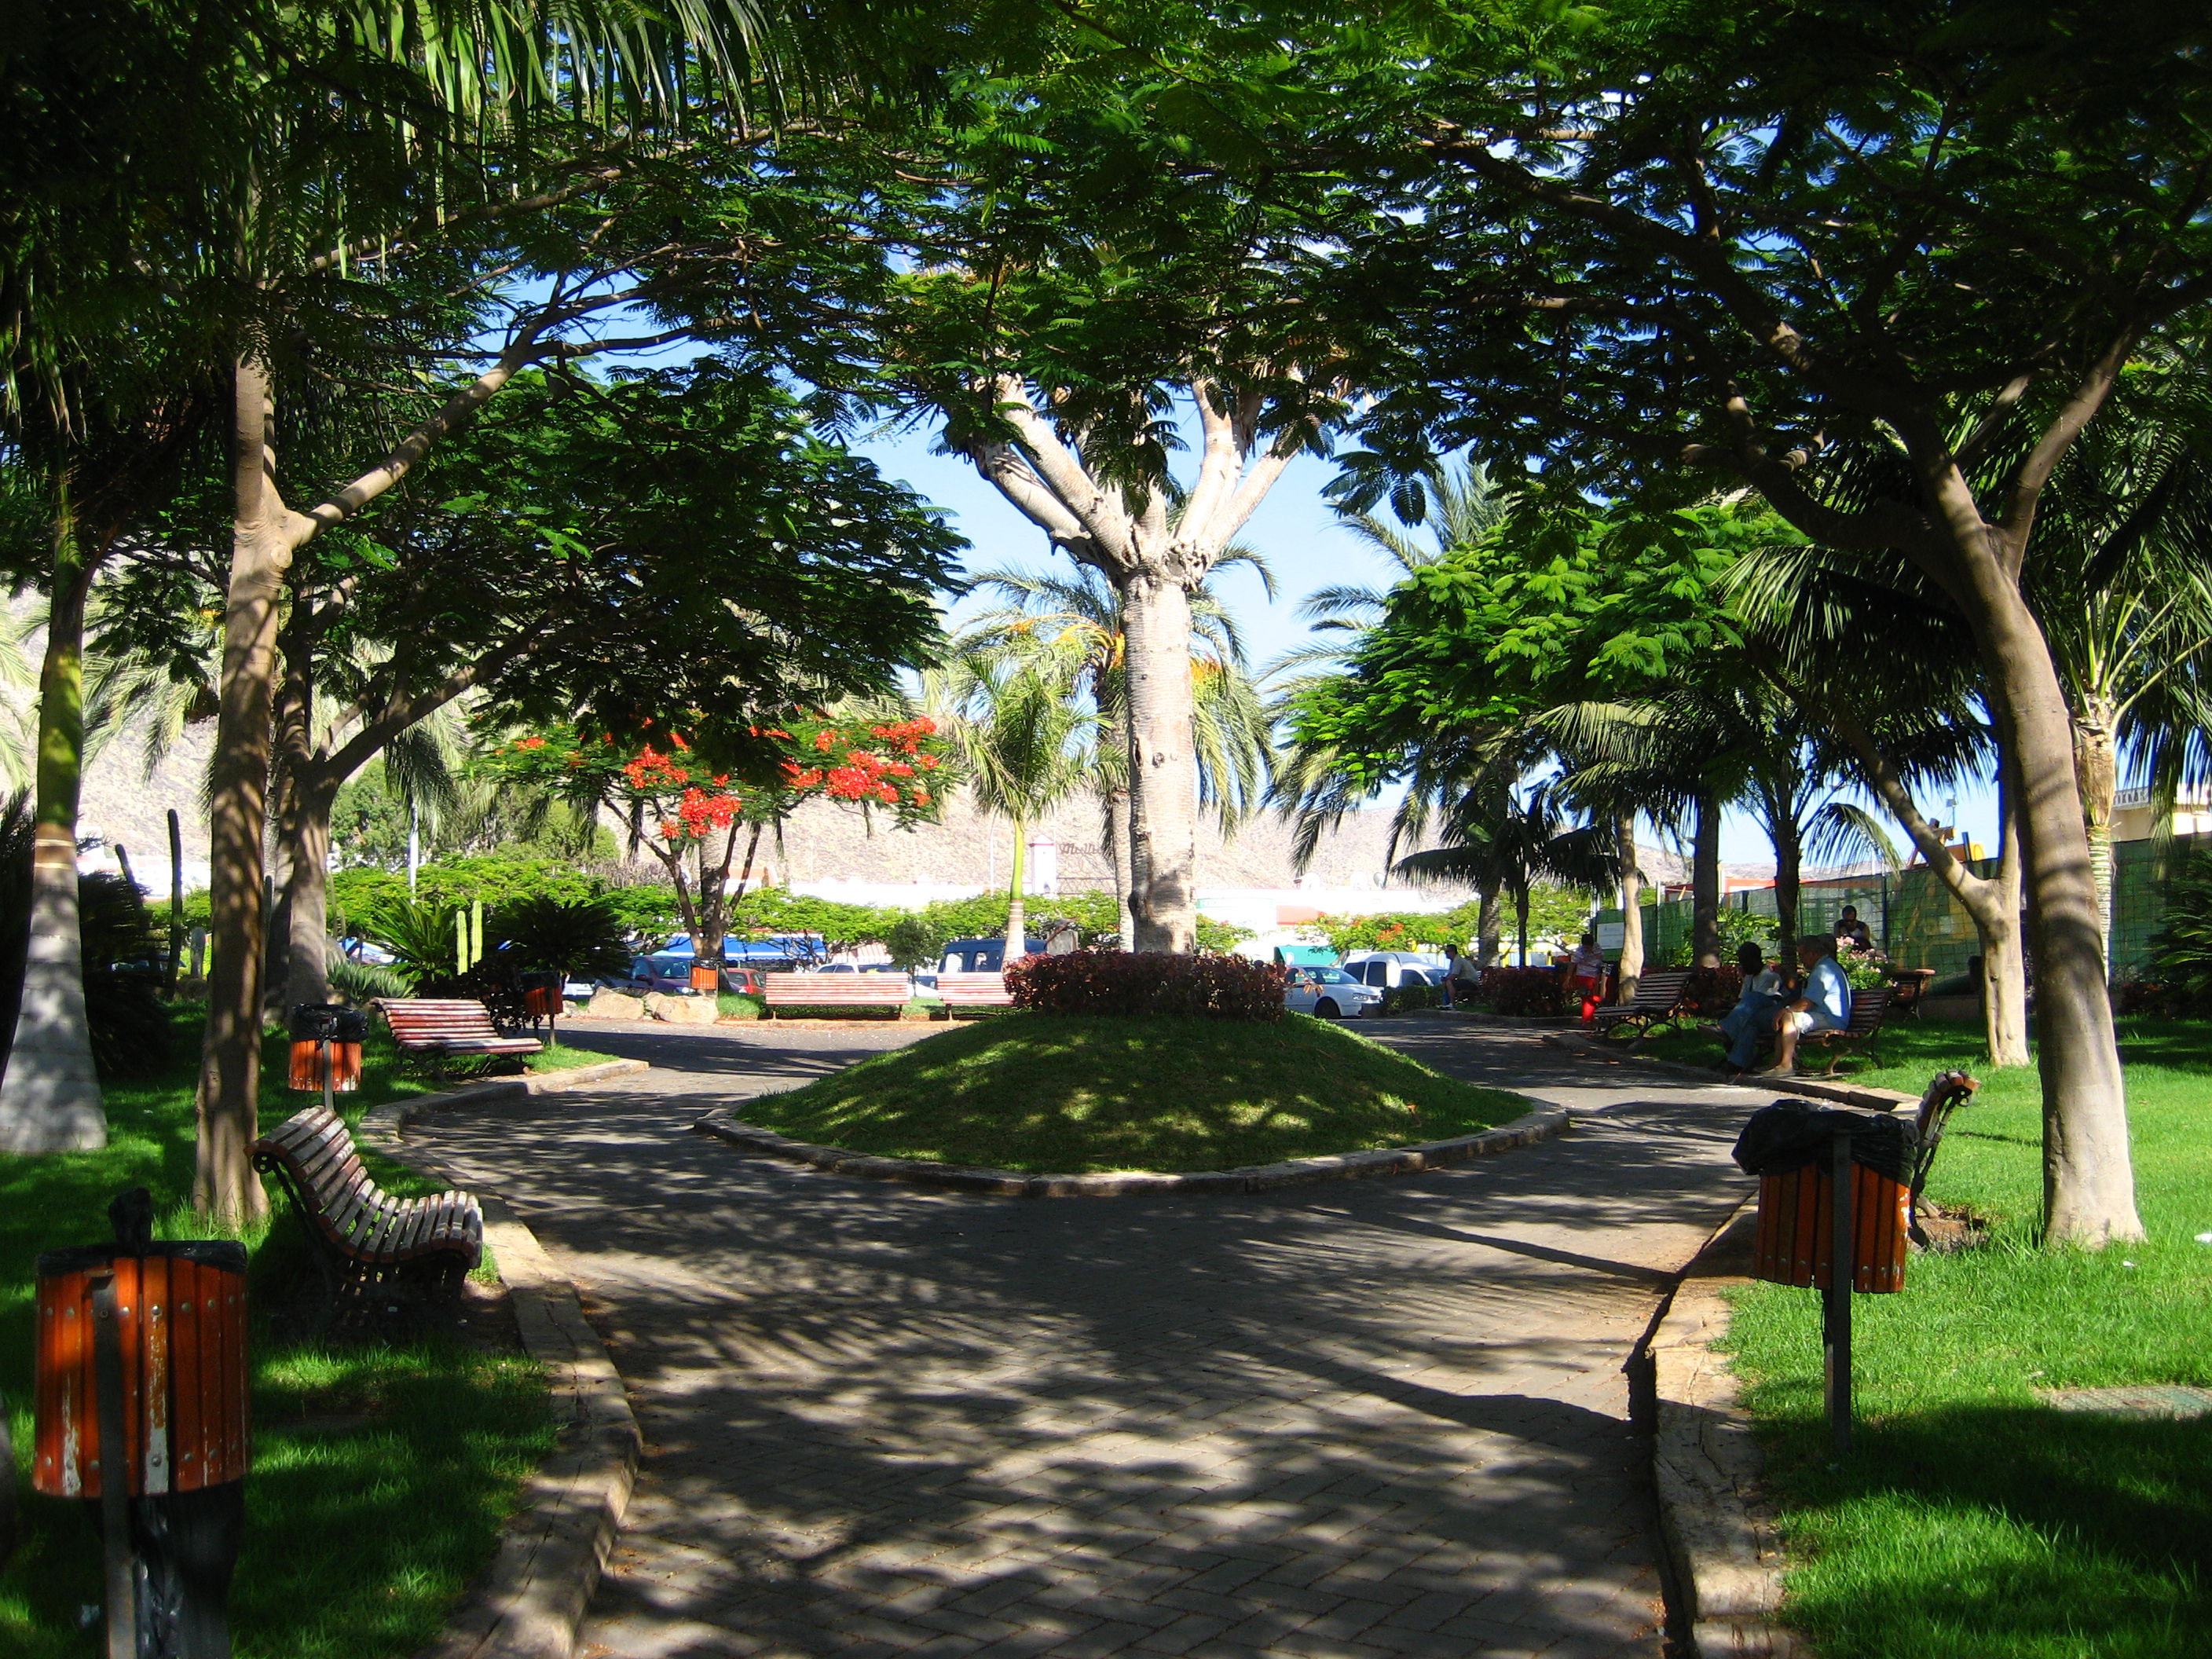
left=408, top=1017, right=1773, bottom=1659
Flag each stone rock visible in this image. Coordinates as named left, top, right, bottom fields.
left=585, top=990, right=646, bottom=1022
left=643, top=992, right=720, bottom=1025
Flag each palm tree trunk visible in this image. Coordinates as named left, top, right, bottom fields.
left=1474, top=879, right=1503, bottom=967
left=277, top=769, right=341, bottom=1009
left=1119, top=573, right=1198, bottom=951
left=1691, top=788, right=1723, bottom=968
left=1514, top=887, right=1531, bottom=968
left=1773, top=815, right=1803, bottom=951
left=1005, top=821, right=1028, bottom=963
left=0, top=486, right=106, bottom=1154
left=1614, top=811, right=1644, bottom=1003
left=1104, top=785, right=1133, bottom=948
left=196, top=353, right=295, bottom=1225
left=2071, top=694, right=2119, bottom=979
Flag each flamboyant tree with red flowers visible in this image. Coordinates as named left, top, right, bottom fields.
left=486, top=714, right=948, bottom=968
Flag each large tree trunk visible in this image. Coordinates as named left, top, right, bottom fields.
left=1975, top=573, right=2140, bottom=1243
left=0, top=502, right=106, bottom=1155
left=1119, top=573, right=1198, bottom=952
left=1690, top=789, right=1723, bottom=968
left=2071, top=693, right=2119, bottom=978
left=1514, top=888, right=1532, bottom=967
left=1615, top=811, right=1643, bottom=1002
left=195, top=355, right=292, bottom=1226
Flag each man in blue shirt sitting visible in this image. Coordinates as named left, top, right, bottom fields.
left=1762, top=934, right=1853, bottom=1075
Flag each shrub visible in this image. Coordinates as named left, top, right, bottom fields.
left=1686, top=965, right=1744, bottom=1015
left=490, top=895, right=632, bottom=982
left=1007, top=950, right=1288, bottom=1021
left=1475, top=965, right=1565, bottom=1016
left=1379, top=980, right=1441, bottom=1016
left=2143, top=850, right=2212, bottom=1013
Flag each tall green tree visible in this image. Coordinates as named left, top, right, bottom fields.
left=1326, top=0, right=2212, bottom=1241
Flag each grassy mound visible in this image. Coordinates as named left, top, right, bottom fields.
left=733, top=1011, right=1530, bottom=1173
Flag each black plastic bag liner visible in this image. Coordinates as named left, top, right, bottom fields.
left=1731, top=1100, right=1917, bottom=1182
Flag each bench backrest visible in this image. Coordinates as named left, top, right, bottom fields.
left=937, top=972, right=1013, bottom=1005
left=1844, top=985, right=1892, bottom=1033
left=764, top=972, right=910, bottom=1004
left=376, top=998, right=503, bottom=1042
left=254, top=1105, right=377, bottom=1235
left=1629, top=969, right=1691, bottom=1009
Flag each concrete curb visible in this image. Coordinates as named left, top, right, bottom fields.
left=688, top=1103, right=1569, bottom=1197
left=359, top=1068, right=648, bottom=1659
left=1544, top=1031, right=1913, bottom=1113
left=1645, top=1200, right=1810, bottom=1659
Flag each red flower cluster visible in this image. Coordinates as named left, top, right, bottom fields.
left=660, top=785, right=740, bottom=841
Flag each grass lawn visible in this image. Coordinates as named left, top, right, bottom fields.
left=731, top=1010, right=1531, bottom=1172
left=1713, top=1016, right=2212, bottom=1657
left=2, top=1007, right=556, bottom=1659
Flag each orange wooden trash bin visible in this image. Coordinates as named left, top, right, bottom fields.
left=32, top=1241, right=251, bottom=1500
left=690, top=964, right=720, bottom=992
left=1752, top=1160, right=1911, bottom=1293
left=287, top=1038, right=361, bottom=1093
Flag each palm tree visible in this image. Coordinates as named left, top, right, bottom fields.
left=1394, top=778, right=1621, bottom=967
left=959, top=562, right=1273, bottom=946
left=927, top=632, right=1101, bottom=961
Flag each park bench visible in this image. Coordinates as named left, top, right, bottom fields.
left=1591, top=969, right=1694, bottom=1042
left=936, top=972, right=1014, bottom=1016
left=251, top=1105, right=482, bottom=1303
left=1797, top=984, right=1896, bottom=1075
left=764, top=972, right=910, bottom=1018
left=375, top=997, right=542, bottom=1079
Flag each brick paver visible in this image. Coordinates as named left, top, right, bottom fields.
left=408, top=1016, right=1774, bottom=1658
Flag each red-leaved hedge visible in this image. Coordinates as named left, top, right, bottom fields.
left=1005, top=950, right=1289, bottom=1021
left=1476, top=965, right=1566, bottom=1016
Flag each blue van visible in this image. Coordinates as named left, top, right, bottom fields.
left=939, top=936, right=1048, bottom=974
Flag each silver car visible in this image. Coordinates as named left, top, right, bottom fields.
left=1284, top=966, right=1385, bottom=1020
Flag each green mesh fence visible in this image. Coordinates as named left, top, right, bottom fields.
left=1595, top=834, right=2207, bottom=987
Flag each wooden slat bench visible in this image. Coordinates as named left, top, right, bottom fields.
left=251, top=1105, right=482, bottom=1302
left=936, top=972, right=1013, bottom=1016
left=375, top=997, right=542, bottom=1079
left=1591, top=969, right=1694, bottom=1042
left=1798, top=985, right=1896, bottom=1074
left=763, top=972, right=911, bottom=1019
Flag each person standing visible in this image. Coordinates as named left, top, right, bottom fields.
left=1567, top=932, right=1607, bottom=1021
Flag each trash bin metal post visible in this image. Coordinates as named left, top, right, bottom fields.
left=89, top=1270, right=137, bottom=1659
left=1824, top=1130, right=1853, bottom=1456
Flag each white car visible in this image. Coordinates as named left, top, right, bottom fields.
left=1284, top=966, right=1385, bottom=1020
left=1339, top=950, right=1446, bottom=991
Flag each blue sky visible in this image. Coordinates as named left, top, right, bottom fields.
left=853, top=423, right=2003, bottom=870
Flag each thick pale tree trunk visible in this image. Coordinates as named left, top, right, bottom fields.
left=195, top=356, right=295, bottom=1225
left=1119, top=573, right=1199, bottom=953
left=1690, top=789, right=1723, bottom=968
left=2071, top=694, right=2119, bottom=978
left=0, top=504, right=106, bottom=1154
left=1972, top=571, right=2139, bottom=1241
left=1615, top=812, right=1643, bottom=1002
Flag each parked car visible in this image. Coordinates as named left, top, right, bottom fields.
left=1284, top=966, right=1385, bottom=1020
left=1339, top=950, right=1447, bottom=991
left=939, top=936, right=1047, bottom=974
